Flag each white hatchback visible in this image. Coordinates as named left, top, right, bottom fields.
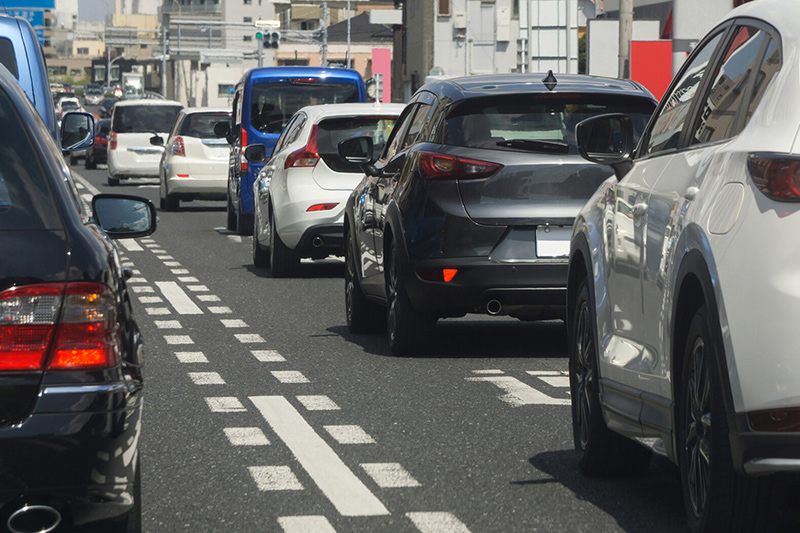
left=251, top=103, right=405, bottom=277
left=568, top=0, right=800, bottom=530
left=159, top=107, right=231, bottom=211
left=107, top=99, right=183, bottom=186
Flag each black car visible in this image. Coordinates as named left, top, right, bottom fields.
left=340, top=73, right=656, bottom=355
left=99, top=96, right=118, bottom=118
left=85, top=118, right=111, bottom=169
left=0, top=67, right=155, bottom=530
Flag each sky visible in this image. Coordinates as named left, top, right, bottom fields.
left=78, top=0, right=114, bottom=22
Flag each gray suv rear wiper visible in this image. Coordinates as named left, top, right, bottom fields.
left=496, top=138, right=569, bottom=153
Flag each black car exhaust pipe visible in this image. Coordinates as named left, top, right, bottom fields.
left=312, top=237, right=324, bottom=247
left=7, top=505, right=61, bottom=533
left=486, top=299, right=502, bottom=315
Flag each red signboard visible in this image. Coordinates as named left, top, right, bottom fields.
left=630, top=40, right=673, bottom=100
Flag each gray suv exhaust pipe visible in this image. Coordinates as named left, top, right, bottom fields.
left=7, top=505, right=61, bottom=533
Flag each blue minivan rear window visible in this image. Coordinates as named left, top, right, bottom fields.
left=0, top=38, right=18, bottom=79
left=250, top=80, right=360, bottom=134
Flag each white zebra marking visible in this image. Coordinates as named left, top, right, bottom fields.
left=138, top=296, right=163, bottom=304
left=154, top=320, right=182, bottom=329
left=164, top=335, right=194, bottom=345
left=360, top=463, right=420, bottom=488
left=131, top=286, right=154, bottom=294
left=205, top=397, right=246, bottom=412
left=155, top=281, right=203, bottom=315
left=472, top=369, right=505, bottom=375
left=324, top=425, right=375, bottom=445
left=224, top=427, right=270, bottom=446
left=406, top=512, right=472, bottom=533
left=249, top=466, right=303, bottom=491
left=221, top=319, right=248, bottom=328
left=296, top=395, right=339, bottom=411
left=278, top=516, right=336, bottom=533
left=235, top=333, right=266, bottom=344
left=175, top=352, right=208, bottom=363
left=145, top=308, right=171, bottom=315
left=178, top=276, right=199, bottom=283
left=272, top=371, right=310, bottom=384
left=187, top=285, right=210, bottom=292
left=252, top=350, right=286, bottom=362
left=197, top=294, right=221, bottom=302
left=189, top=372, right=225, bottom=385
left=466, top=375, right=570, bottom=406
left=208, top=306, right=232, bottom=314
left=171, top=269, right=190, bottom=275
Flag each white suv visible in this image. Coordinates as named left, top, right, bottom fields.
left=568, top=1, right=800, bottom=530
left=107, top=99, right=183, bottom=186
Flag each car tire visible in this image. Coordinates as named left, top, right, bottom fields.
left=85, top=154, right=97, bottom=170
left=678, top=306, right=771, bottom=532
left=69, top=154, right=77, bottom=166
left=386, top=238, right=436, bottom=356
left=164, top=194, right=179, bottom=211
left=226, top=195, right=236, bottom=231
left=108, top=174, right=119, bottom=186
left=236, top=200, right=253, bottom=236
left=569, top=278, right=651, bottom=477
left=345, top=227, right=383, bottom=334
left=252, top=210, right=270, bottom=268
left=269, top=209, right=299, bottom=278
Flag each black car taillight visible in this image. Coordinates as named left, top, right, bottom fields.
left=418, top=151, right=502, bottom=180
left=747, top=153, right=800, bottom=201
left=0, top=282, right=120, bottom=371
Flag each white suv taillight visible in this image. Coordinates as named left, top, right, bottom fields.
left=171, top=136, right=186, bottom=157
left=0, top=283, right=120, bottom=371
left=109, top=131, right=117, bottom=150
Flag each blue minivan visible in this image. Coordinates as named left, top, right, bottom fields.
left=222, top=67, right=367, bottom=235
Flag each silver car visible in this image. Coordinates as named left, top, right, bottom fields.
left=568, top=0, right=800, bottom=530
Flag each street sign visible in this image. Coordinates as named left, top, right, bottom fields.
left=255, top=20, right=281, bottom=29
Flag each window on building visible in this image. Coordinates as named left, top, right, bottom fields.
left=218, top=84, right=234, bottom=97
left=243, top=16, right=252, bottom=22
left=244, top=0, right=252, bottom=4
left=77, top=47, right=89, bottom=55
left=438, top=0, right=450, bottom=16
left=278, top=59, right=310, bottom=66
left=243, top=35, right=253, bottom=41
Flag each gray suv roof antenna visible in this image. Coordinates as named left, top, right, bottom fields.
left=542, top=70, right=557, bottom=91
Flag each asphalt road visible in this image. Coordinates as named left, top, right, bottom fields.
left=70, top=160, right=689, bottom=533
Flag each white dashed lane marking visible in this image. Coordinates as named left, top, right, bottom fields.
left=406, top=512, right=472, bottom=533
left=224, top=427, right=270, bottom=446
left=296, top=395, right=340, bottom=411
left=466, top=375, right=570, bottom=406
left=138, top=296, right=163, bottom=304
left=206, top=397, right=246, bottom=412
left=197, top=294, right=221, bottom=302
left=208, top=306, right=232, bottom=314
left=178, top=276, right=199, bottom=283
left=146, top=308, right=171, bottom=315
left=131, top=286, right=154, bottom=293
left=155, top=281, right=203, bottom=315
left=252, top=350, right=286, bottom=362
left=235, top=333, right=266, bottom=344
left=278, top=516, right=336, bottom=533
left=250, top=396, right=389, bottom=516
left=221, top=319, right=248, bottom=328
left=187, top=285, right=209, bottom=292
left=164, top=335, right=194, bottom=345
left=175, top=351, right=209, bottom=363
left=189, top=372, right=226, bottom=385
left=249, top=466, right=303, bottom=491
left=118, top=239, right=143, bottom=251
left=324, top=425, right=375, bottom=445
left=154, top=320, right=182, bottom=329
left=272, top=371, right=310, bottom=384
left=360, top=463, right=421, bottom=488
left=171, top=269, right=190, bottom=275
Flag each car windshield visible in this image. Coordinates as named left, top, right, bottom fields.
left=444, top=94, right=655, bottom=154
left=250, top=81, right=360, bottom=134
left=113, top=105, right=182, bottom=134
left=179, top=112, right=231, bottom=139
left=61, top=102, right=79, bottom=110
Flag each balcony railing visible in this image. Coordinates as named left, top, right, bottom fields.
left=162, top=2, right=221, bottom=14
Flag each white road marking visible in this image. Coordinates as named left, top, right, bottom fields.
left=360, top=463, right=420, bottom=488
left=138, top=296, right=163, bottom=304
left=406, top=512, right=472, bottom=533
left=208, top=306, right=232, bottom=314
left=252, top=350, right=286, bottom=362
left=187, top=285, right=210, bottom=292
left=296, top=395, right=340, bottom=411
left=164, top=335, right=194, bottom=345
left=175, top=351, right=208, bottom=363
left=221, top=319, right=248, bottom=328
left=206, top=397, right=246, bottom=412
left=151, top=250, right=166, bottom=255
left=131, top=285, right=154, bottom=293
left=126, top=277, right=148, bottom=284
left=278, top=516, right=336, bottom=533
left=178, top=276, right=199, bottom=283
left=228, top=235, right=243, bottom=243
left=224, top=427, right=270, bottom=446
left=131, top=269, right=141, bottom=275
left=145, top=307, right=171, bottom=315
left=164, top=261, right=182, bottom=267
left=235, top=333, right=265, bottom=343
left=155, top=281, right=203, bottom=315
left=154, top=320, right=182, bottom=329
left=249, top=466, right=303, bottom=491
left=81, top=193, right=93, bottom=206
left=272, top=371, right=310, bottom=384
left=250, top=396, right=389, bottom=517
left=171, top=269, right=190, bottom=275
left=197, top=294, right=221, bottom=302
left=526, top=371, right=567, bottom=376
left=538, top=376, right=570, bottom=387
left=144, top=243, right=159, bottom=248
left=121, top=262, right=134, bottom=267
left=472, top=369, right=504, bottom=375
left=156, top=255, right=174, bottom=260
left=466, top=376, right=570, bottom=406
left=189, top=372, right=225, bottom=385
left=118, top=239, right=144, bottom=251
left=324, top=425, right=375, bottom=444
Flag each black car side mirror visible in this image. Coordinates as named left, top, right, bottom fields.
left=92, top=194, right=157, bottom=239
left=576, top=113, right=635, bottom=179
left=339, top=136, right=375, bottom=165
left=244, top=144, right=268, bottom=164
left=150, top=135, right=164, bottom=146
left=60, top=112, right=95, bottom=152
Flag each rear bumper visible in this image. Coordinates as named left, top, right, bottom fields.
left=403, top=257, right=568, bottom=319
left=295, top=224, right=344, bottom=258
left=0, top=383, right=141, bottom=528
left=108, top=149, right=163, bottom=178
left=731, top=413, right=800, bottom=475
left=166, top=175, right=227, bottom=199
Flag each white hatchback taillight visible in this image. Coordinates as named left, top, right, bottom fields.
left=285, top=125, right=320, bottom=169
left=0, top=283, right=120, bottom=371
left=171, top=136, right=186, bottom=157
left=109, top=131, right=117, bottom=150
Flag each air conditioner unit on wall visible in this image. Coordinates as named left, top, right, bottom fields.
left=454, top=12, right=466, bottom=29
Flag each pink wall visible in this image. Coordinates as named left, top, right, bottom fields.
left=631, top=41, right=673, bottom=100
left=371, top=48, right=391, bottom=103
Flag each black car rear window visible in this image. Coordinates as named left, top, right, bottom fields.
left=113, top=105, right=182, bottom=133
left=444, top=94, right=655, bottom=155
left=179, top=112, right=230, bottom=139
left=251, top=81, right=360, bottom=134
left=0, top=38, right=18, bottom=79
left=0, top=87, right=59, bottom=230
left=317, top=116, right=397, bottom=173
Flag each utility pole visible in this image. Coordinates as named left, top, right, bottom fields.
left=346, top=0, right=351, bottom=68
left=618, top=0, right=633, bottom=78
left=321, top=2, right=328, bottom=66
left=161, top=25, right=168, bottom=98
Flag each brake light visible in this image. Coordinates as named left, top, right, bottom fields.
left=418, top=152, right=501, bottom=180
left=285, top=125, right=320, bottom=169
left=241, top=127, right=248, bottom=171
left=171, top=136, right=186, bottom=157
left=307, top=203, right=338, bottom=212
left=747, top=153, right=800, bottom=201
left=109, top=131, right=117, bottom=150
left=417, top=268, right=459, bottom=283
left=0, top=283, right=120, bottom=371
left=748, top=407, right=800, bottom=432
left=291, top=78, right=319, bottom=84
left=95, top=135, right=108, bottom=146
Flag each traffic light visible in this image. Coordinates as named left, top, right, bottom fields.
left=263, top=30, right=281, bottom=49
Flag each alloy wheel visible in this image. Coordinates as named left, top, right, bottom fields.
left=574, top=299, right=594, bottom=450
left=684, top=336, right=711, bottom=518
